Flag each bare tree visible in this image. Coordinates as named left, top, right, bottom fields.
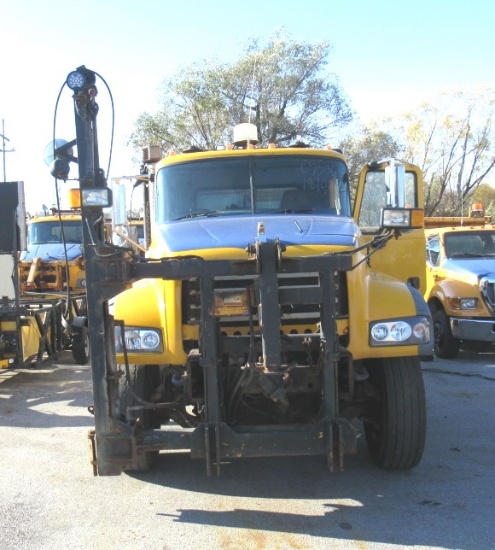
left=396, top=88, right=495, bottom=216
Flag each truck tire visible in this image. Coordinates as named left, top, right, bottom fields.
left=364, top=356, right=426, bottom=470
left=433, top=309, right=460, bottom=358
left=119, top=365, right=160, bottom=472
left=72, top=326, right=90, bottom=365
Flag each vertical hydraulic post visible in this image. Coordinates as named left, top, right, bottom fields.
left=67, top=67, right=121, bottom=475
left=319, top=270, right=343, bottom=471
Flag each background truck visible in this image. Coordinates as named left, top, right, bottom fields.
left=19, top=198, right=85, bottom=294
left=0, top=183, right=89, bottom=368
left=58, top=65, right=432, bottom=476
left=425, top=205, right=495, bottom=358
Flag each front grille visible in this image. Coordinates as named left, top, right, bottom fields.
left=480, top=277, right=495, bottom=311
left=182, top=271, right=348, bottom=333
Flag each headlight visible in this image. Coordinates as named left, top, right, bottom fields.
left=114, top=326, right=162, bottom=353
left=370, top=317, right=430, bottom=346
left=446, top=297, right=477, bottom=310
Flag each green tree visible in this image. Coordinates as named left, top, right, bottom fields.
left=338, top=123, right=402, bottom=198
left=129, top=30, right=353, bottom=154
left=394, top=88, right=495, bottom=216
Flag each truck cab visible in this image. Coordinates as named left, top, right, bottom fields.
left=108, top=127, right=431, bottom=473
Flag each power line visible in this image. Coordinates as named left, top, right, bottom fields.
left=0, top=119, right=15, bottom=182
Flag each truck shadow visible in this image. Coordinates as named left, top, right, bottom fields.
left=142, top=444, right=489, bottom=549
left=129, top=362, right=494, bottom=550
left=0, top=352, right=94, bottom=428
left=144, top=446, right=489, bottom=549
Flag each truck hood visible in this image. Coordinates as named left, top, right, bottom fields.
left=441, top=258, right=495, bottom=280
left=20, top=243, right=83, bottom=262
left=157, top=215, right=357, bottom=253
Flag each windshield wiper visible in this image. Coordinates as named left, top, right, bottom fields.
left=450, top=252, right=485, bottom=258
left=174, top=210, right=220, bottom=220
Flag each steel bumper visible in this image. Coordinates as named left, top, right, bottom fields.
left=450, top=317, right=495, bottom=341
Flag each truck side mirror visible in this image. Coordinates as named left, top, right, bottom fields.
left=385, top=161, right=406, bottom=207
left=113, top=183, right=127, bottom=226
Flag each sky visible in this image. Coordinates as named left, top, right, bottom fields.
left=1, top=0, right=494, bottom=213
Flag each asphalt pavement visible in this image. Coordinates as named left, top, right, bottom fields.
left=0, top=351, right=494, bottom=550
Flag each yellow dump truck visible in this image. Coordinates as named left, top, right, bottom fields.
left=425, top=205, right=495, bottom=358
left=57, top=65, right=433, bottom=476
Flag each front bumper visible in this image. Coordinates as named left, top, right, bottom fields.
left=450, top=317, right=495, bottom=341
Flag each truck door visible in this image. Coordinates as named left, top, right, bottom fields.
left=352, top=159, right=427, bottom=295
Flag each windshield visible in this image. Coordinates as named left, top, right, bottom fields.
left=28, top=221, right=83, bottom=245
left=445, top=231, right=495, bottom=258
left=155, top=155, right=351, bottom=223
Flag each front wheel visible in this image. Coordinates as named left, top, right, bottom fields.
left=433, top=309, right=460, bottom=358
left=364, top=356, right=426, bottom=470
left=72, top=326, right=90, bottom=365
left=119, top=365, right=160, bottom=472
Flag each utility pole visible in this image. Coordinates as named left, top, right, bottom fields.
left=0, top=119, right=15, bottom=182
